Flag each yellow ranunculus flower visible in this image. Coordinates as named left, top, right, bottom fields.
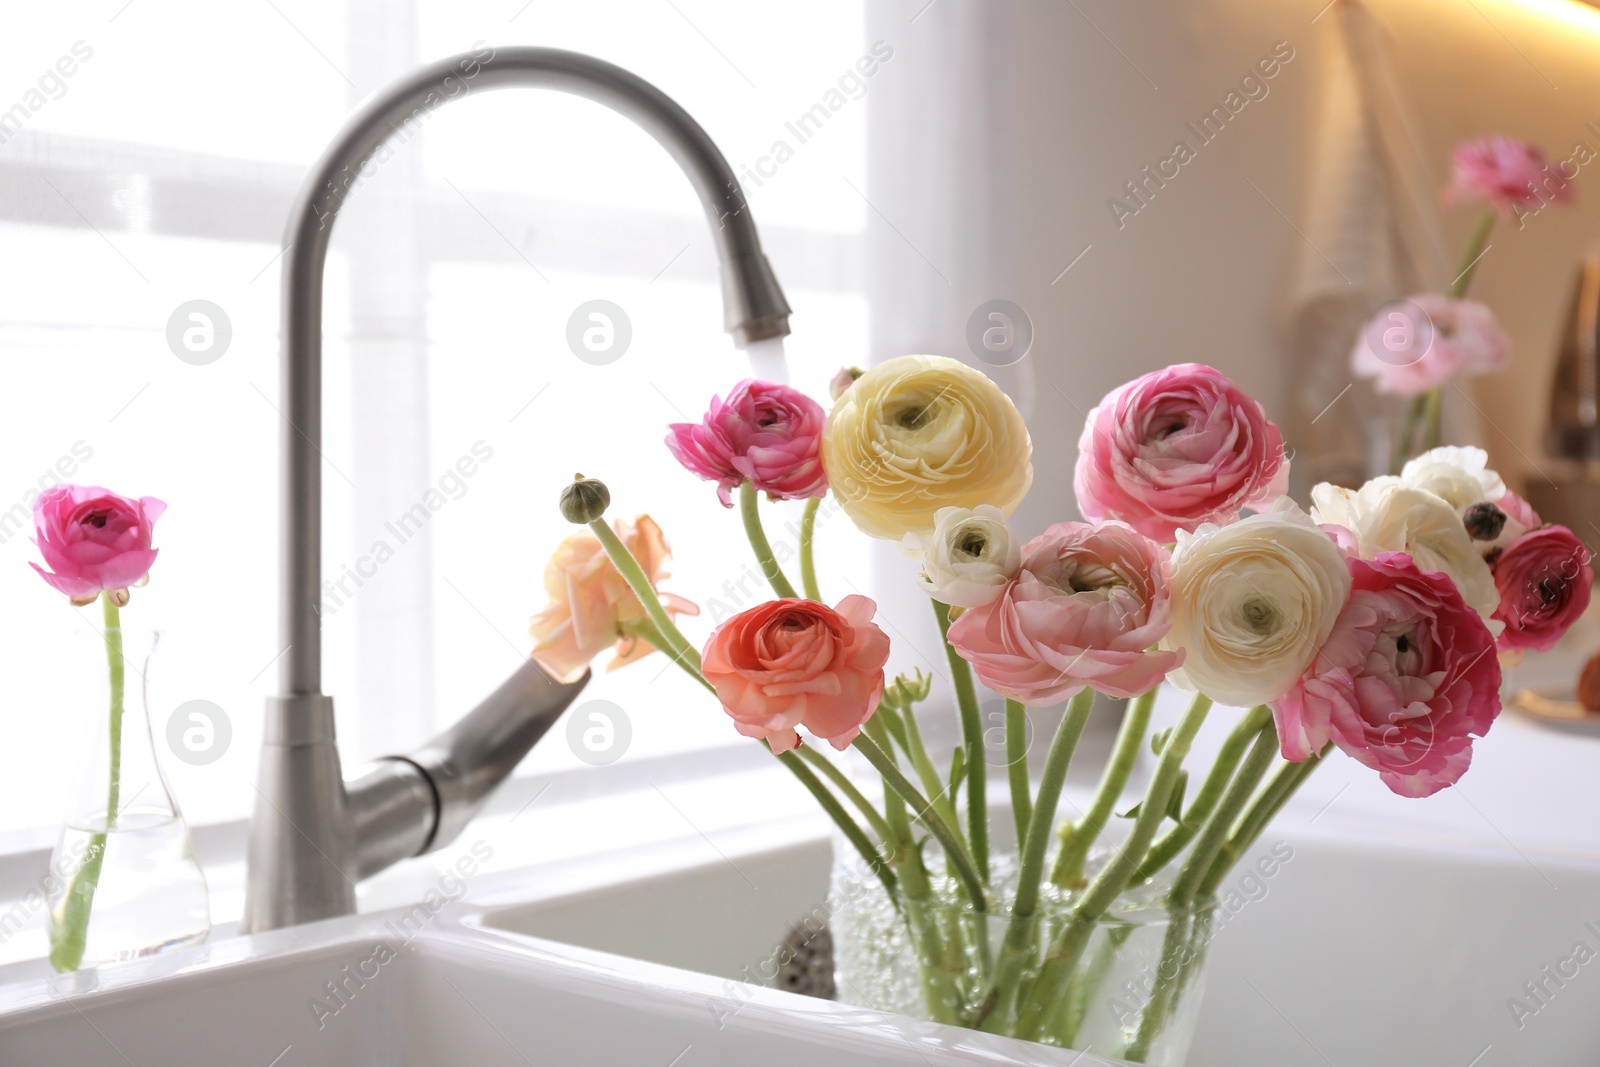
left=822, top=355, right=1033, bottom=540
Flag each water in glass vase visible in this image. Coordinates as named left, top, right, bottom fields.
left=47, top=626, right=211, bottom=971
left=50, top=809, right=210, bottom=964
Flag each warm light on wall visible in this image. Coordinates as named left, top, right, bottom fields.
left=1504, top=0, right=1600, bottom=36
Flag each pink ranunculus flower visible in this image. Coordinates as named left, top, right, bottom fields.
left=30, top=485, right=166, bottom=604
left=666, top=379, right=828, bottom=507
left=529, top=515, right=699, bottom=683
left=947, top=521, right=1182, bottom=706
left=1491, top=525, right=1593, bottom=653
left=1443, top=136, right=1572, bottom=216
left=1074, top=364, right=1289, bottom=543
left=1272, top=552, right=1502, bottom=799
left=1350, top=294, right=1510, bottom=398
left=701, top=595, right=891, bottom=754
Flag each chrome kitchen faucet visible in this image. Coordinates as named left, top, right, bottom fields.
left=242, top=47, right=791, bottom=933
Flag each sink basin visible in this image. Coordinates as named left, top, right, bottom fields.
left=0, top=851, right=1108, bottom=1067
left=479, top=811, right=1600, bottom=1066
left=4, top=747, right=1598, bottom=1066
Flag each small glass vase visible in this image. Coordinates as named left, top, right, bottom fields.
left=46, top=627, right=210, bottom=971
left=829, top=842, right=1213, bottom=1066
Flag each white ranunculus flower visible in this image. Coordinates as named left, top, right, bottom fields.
left=1399, top=446, right=1506, bottom=511
left=1310, top=479, right=1498, bottom=616
left=902, top=505, right=1021, bottom=608
left=1161, top=503, right=1351, bottom=708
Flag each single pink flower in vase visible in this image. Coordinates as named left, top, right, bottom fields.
left=30, top=485, right=165, bottom=605
left=1074, top=364, right=1289, bottom=542
left=1351, top=294, right=1510, bottom=398
left=701, top=595, right=891, bottom=753
left=666, top=379, right=828, bottom=505
left=947, top=520, right=1182, bottom=705
left=1491, top=525, right=1593, bottom=653
left=1272, top=553, right=1502, bottom=798
left=1443, top=136, right=1572, bottom=217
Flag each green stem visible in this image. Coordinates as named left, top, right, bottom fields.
left=626, top=617, right=715, bottom=695
left=1449, top=208, right=1496, bottom=299
left=933, top=600, right=988, bottom=884
left=588, top=517, right=703, bottom=674
left=778, top=749, right=897, bottom=901
left=893, top=703, right=964, bottom=846
left=1196, top=742, right=1330, bottom=901
left=1133, top=704, right=1272, bottom=884
left=1005, top=700, right=1031, bottom=851
left=739, top=480, right=799, bottom=599
left=798, top=495, right=822, bottom=601
left=853, top=733, right=987, bottom=913
left=975, top=690, right=1095, bottom=1032
left=1124, top=909, right=1200, bottom=1062
left=1051, top=687, right=1157, bottom=888
left=794, top=744, right=894, bottom=844
left=1166, top=721, right=1279, bottom=909
left=50, top=595, right=125, bottom=973
left=1422, top=386, right=1443, bottom=453
left=1390, top=393, right=1427, bottom=474
left=1011, top=693, right=1213, bottom=1042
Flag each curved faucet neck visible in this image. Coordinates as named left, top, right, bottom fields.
left=278, top=45, right=789, bottom=696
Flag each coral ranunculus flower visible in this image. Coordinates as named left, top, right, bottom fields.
left=666, top=379, right=828, bottom=506
left=1073, top=363, right=1288, bottom=543
left=947, top=520, right=1181, bottom=706
left=701, top=595, right=891, bottom=754
left=30, top=484, right=165, bottom=603
left=822, top=355, right=1033, bottom=541
left=1272, top=553, right=1502, bottom=799
left=528, top=515, right=698, bottom=683
left=1492, top=525, right=1593, bottom=653
left=1443, top=136, right=1572, bottom=216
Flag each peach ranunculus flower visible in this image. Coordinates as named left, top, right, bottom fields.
left=528, top=515, right=698, bottom=683
left=822, top=355, right=1033, bottom=541
left=701, top=595, right=891, bottom=754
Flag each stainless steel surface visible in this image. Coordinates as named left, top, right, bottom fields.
left=244, top=47, right=790, bottom=933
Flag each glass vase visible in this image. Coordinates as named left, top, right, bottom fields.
left=830, top=843, right=1213, bottom=1066
left=46, top=627, right=210, bottom=971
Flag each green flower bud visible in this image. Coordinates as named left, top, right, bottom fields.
left=560, top=475, right=611, bottom=524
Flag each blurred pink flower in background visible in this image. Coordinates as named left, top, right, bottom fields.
left=1073, top=363, right=1289, bottom=543
left=666, top=379, right=828, bottom=506
left=948, top=520, right=1181, bottom=705
left=1443, top=136, right=1572, bottom=216
left=1492, top=525, right=1593, bottom=653
left=701, top=595, right=890, bottom=754
left=30, top=484, right=165, bottom=603
left=1272, top=552, right=1501, bottom=799
left=1350, top=294, right=1509, bottom=398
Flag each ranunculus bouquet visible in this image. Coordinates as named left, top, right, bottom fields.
left=529, top=357, right=1590, bottom=1061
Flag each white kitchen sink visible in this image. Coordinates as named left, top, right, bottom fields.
left=3, top=711, right=1598, bottom=1067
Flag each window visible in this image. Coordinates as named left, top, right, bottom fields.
left=0, top=0, right=875, bottom=847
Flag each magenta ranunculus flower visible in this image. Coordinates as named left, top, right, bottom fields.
left=1443, top=136, right=1572, bottom=216
left=666, top=379, right=828, bottom=507
left=947, top=520, right=1182, bottom=706
left=1272, top=552, right=1502, bottom=799
left=1073, top=363, right=1289, bottom=543
left=29, top=484, right=166, bottom=604
left=1351, top=294, right=1510, bottom=398
left=1491, top=525, right=1593, bottom=653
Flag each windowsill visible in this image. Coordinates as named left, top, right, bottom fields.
left=0, top=742, right=821, bottom=970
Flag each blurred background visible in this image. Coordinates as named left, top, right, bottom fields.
left=0, top=0, right=1596, bottom=883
